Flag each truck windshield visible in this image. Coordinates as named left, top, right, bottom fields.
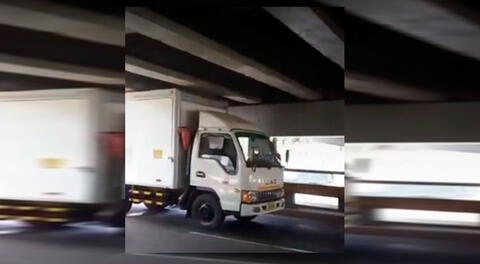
left=235, top=132, right=281, bottom=168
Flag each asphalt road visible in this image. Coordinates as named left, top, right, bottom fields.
left=126, top=204, right=344, bottom=253
left=1, top=218, right=476, bottom=264
left=0, top=219, right=337, bottom=264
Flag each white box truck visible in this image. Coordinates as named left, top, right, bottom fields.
left=0, top=88, right=125, bottom=226
left=126, top=89, right=285, bottom=229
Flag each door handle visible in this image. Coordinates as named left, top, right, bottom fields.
left=196, top=171, right=205, bottom=178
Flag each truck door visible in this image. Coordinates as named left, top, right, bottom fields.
left=190, top=133, right=241, bottom=212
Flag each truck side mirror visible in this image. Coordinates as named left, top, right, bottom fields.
left=285, top=149, right=290, bottom=163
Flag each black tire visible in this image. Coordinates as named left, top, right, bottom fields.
left=144, top=202, right=166, bottom=212
left=191, top=193, right=225, bottom=230
left=234, top=214, right=256, bottom=222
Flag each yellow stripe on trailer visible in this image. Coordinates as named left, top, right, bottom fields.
left=144, top=200, right=152, bottom=204
left=0, top=215, right=11, bottom=219
left=18, top=216, right=42, bottom=221
left=0, top=205, right=10, bottom=209
left=132, top=190, right=140, bottom=194
left=155, top=192, right=164, bottom=197
left=155, top=202, right=164, bottom=206
left=43, top=218, right=69, bottom=223
left=143, top=191, right=152, bottom=195
left=43, top=207, right=70, bottom=213
left=16, top=206, right=38, bottom=211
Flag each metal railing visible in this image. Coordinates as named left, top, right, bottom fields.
left=346, top=177, right=480, bottom=236
left=272, top=169, right=345, bottom=220
left=284, top=182, right=345, bottom=212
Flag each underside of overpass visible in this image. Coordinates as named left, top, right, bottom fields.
left=125, top=6, right=344, bottom=105
left=0, top=0, right=124, bottom=91
left=321, top=0, right=480, bottom=104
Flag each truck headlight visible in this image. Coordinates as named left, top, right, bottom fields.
left=242, top=191, right=259, bottom=204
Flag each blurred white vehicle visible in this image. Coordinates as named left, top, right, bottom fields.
left=0, top=88, right=125, bottom=226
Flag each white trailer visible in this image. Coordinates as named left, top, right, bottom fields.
left=126, top=89, right=285, bottom=229
left=0, top=88, right=125, bottom=225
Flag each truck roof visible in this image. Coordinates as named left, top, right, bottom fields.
left=199, top=111, right=258, bottom=131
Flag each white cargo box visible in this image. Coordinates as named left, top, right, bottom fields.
left=126, top=89, right=227, bottom=190
left=0, top=88, right=124, bottom=204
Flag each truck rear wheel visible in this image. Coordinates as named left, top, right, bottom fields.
left=234, top=214, right=256, bottom=222
left=191, top=193, right=224, bottom=230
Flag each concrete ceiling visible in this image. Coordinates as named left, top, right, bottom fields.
left=265, top=7, right=344, bottom=68
left=319, top=0, right=480, bottom=104
left=0, top=2, right=124, bottom=91
left=322, top=0, right=480, bottom=60
left=126, top=6, right=344, bottom=105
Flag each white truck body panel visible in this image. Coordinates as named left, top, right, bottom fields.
left=125, top=89, right=227, bottom=190
left=0, top=89, right=124, bottom=204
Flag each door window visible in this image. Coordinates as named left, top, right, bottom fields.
left=198, top=134, right=237, bottom=174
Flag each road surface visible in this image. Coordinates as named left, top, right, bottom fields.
left=1, top=219, right=476, bottom=264
left=126, top=204, right=344, bottom=253
left=0, top=219, right=336, bottom=264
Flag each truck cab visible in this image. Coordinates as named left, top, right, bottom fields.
left=186, top=112, right=285, bottom=228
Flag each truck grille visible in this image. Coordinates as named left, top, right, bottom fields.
left=258, top=189, right=283, bottom=202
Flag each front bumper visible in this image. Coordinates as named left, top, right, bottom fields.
left=240, top=198, right=285, bottom=216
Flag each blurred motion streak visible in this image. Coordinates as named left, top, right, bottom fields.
left=0, top=89, right=125, bottom=227
left=272, top=136, right=345, bottom=213
left=345, top=143, right=480, bottom=258
left=0, top=0, right=125, bottom=240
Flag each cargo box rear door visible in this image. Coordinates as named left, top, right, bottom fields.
left=0, top=97, right=97, bottom=203
left=126, top=98, right=175, bottom=188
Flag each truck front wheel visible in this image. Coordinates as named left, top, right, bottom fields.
left=191, top=194, right=224, bottom=230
